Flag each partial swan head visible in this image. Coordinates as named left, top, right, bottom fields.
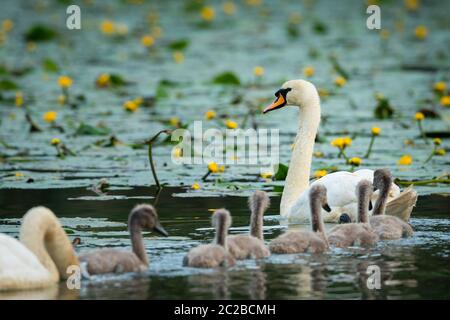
left=356, top=179, right=374, bottom=223
left=129, top=204, right=169, bottom=237
left=263, top=79, right=320, bottom=114
left=373, top=168, right=392, bottom=192
left=309, top=184, right=331, bottom=213
left=212, top=208, right=232, bottom=229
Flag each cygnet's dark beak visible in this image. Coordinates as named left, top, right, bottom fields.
left=339, top=213, right=352, bottom=224
left=369, top=201, right=373, bottom=211
left=322, top=203, right=332, bottom=212
left=154, top=223, right=169, bottom=237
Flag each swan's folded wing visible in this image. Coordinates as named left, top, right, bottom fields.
left=385, top=186, right=418, bottom=221
left=0, top=234, right=52, bottom=290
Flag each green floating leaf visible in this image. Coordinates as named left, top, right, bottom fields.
left=212, top=71, right=241, bottom=85
left=374, top=97, right=394, bottom=119
left=24, top=25, right=57, bottom=42
left=274, top=163, right=289, bottom=181
left=42, top=58, right=60, bottom=73
left=63, top=228, right=75, bottom=234
left=168, top=39, right=190, bottom=51
left=313, top=21, right=328, bottom=34
left=329, top=55, right=349, bottom=80
left=76, top=123, right=111, bottom=136
left=110, top=73, right=128, bottom=86
left=0, top=79, right=19, bottom=91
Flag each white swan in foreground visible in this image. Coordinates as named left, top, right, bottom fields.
left=0, top=207, right=79, bottom=290
left=263, top=79, right=417, bottom=223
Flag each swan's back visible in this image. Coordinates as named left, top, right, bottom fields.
left=0, top=234, right=53, bottom=290
left=327, top=223, right=378, bottom=248
left=227, top=235, right=270, bottom=260
left=269, top=231, right=327, bottom=254
left=183, top=244, right=235, bottom=268
left=79, top=248, right=145, bottom=275
left=370, top=215, right=414, bottom=240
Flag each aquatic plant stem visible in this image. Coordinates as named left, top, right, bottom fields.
left=417, top=121, right=428, bottom=144
left=423, top=145, right=437, bottom=164
left=364, top=135, right=376, bottom=158
left=147, top=130, right=172, bottom=191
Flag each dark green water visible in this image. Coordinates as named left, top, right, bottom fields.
left=0, top=187, right=449, bottom=299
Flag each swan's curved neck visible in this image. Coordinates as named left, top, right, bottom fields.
left=310, top=197, right=325, bottom=234
left=20, top=208, right=79, bottom=282
left=358, top=192, right=370, bottom=223
left=215, top=217, right=228, bottom=249
left=373, top=185, right=390, bottom=216
left=250, top=203, right=264, bottom=241
left=129, top=218, right=149, bottom=266
left=281, top=101, right=321, bottom=216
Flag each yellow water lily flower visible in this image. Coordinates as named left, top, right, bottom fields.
left=100, top=20, right=115, bottom=34
left=15, top=91, right=23, bottom=107
left=331, top=137, right=352, bottom=149
left=204, top=110, right=216, bottom=120
left=15, top=172, right=24, bottom=178
left=414, top=112, right=425, bottom=121
left=58, top=76, right=72, bottom=88
left=208, top=162, right=219, bottom=173
left=433, top=138, right=442, bottom=146
left=253, top=66, right=264, bottom=77
left=223, top=2, right=236, bottom=15
left=43, top=111, right=57, bottom=123
left=169, top=117, right=180, bottom=127
left=440, top=96, right=450, bottom=107
left=303, top=66, right=314, bottom=77
left=404, top=0, right=419, bottom=11
left=334, top=76, right=347, bottom=87
left=191, top=182, right=201, bottom=190
left=371, top=126, right=381, bottom=136
left=51, top=138, right=61, bottom=146
left=172, top=147, right=183, bottom=158
left=348, top=157, right=362, bottom=166
left=435, top=149, right=446, bottom=156
left=225, top=119, right=238, bottom=129
left=96, top=73, right=110, bottom=87
left=172, top=51, right=184, bottom=64
left=123, top=100, right=138, bottom=112
left=433, top=82, right=446, bottom=93
left=260, top=172, right=273, bottom=179
left=314, top=170, right=327, bottom=178
left=141, top=35, right=155, bottom=47
left=398, top=154, right=413, bottom=166
left=2, top=19, right=13, bottom=32
left=414, top=25, right=427, bottom=40
left=201, top=6, right=215, bottom=21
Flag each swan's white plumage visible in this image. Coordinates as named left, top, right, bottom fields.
left=288, top=170, right=403, bottom=223
left=0, top=234, right=53, bottom=290
left=268, top=80, right=417, bottom=223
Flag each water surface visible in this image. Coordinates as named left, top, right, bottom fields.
left=0, top=187, right=449, bottom=299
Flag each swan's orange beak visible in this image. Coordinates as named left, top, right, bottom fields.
left=263, top=94, right=286, bottom=114
left=263, top=88, right=291, bottom=114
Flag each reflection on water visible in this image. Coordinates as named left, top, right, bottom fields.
left=0, top=187, right=449, bottom=299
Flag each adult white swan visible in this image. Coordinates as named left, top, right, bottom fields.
left=263, top=79, right=417, bottom=223
left=0, top=207, right=79, bottom=290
